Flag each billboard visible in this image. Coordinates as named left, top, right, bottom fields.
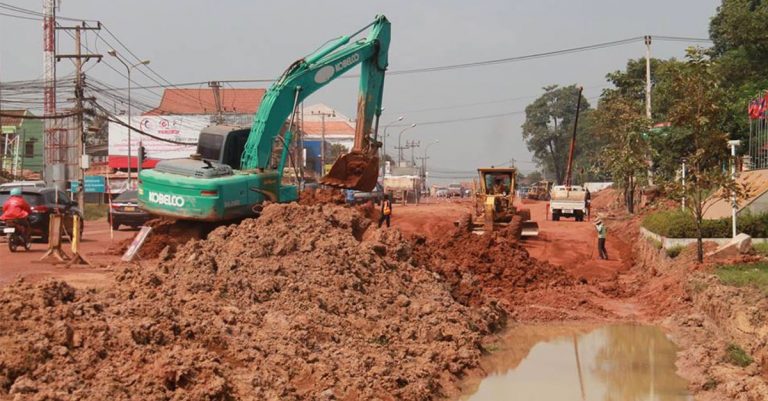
left=108, top=115, right=210, bottom=168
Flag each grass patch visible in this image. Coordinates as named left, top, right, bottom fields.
left=754, top=242, right=768, bottom=256
left=83, top=204, right=109, bottom=221
left=649, top=238, right=663, bottom=250
left=724, top=343, right=753, bottom=367
left=715, top=262, right=768, bottom=294
left=666, top=245, right=685, bottom=258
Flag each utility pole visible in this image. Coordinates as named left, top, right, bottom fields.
left=56, top=22, right=102, bottom=210
left=644, top=35, right=654, bottom=186
left=43, top=0, right=57, bottom=187
left=208, top=81, right=224, bottom=124
left=311, top=110, right=335, bottom=175
left=644, top=35, right=652, bottom=120
left=407, top=139, right=420, bottom=167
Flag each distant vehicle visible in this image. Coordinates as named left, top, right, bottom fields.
left=519, top=186, right=530, bottom=198
left=0, top=181, right=46, bottom=191
left=435, top=187, right=449, bottom=197
left=0, top=188, right=83, bottom=241
left=549, top=185, right=588, bottom=221
left=110, top=190, right=155, bottom=230
left=347, top=183, right=386, bottom=205
left=447, top=183, right=464, bottom=197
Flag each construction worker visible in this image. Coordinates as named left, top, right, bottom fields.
left=492, top=178, right=505, bottom=195
left=594, top=217, right=608, bottom=260
left=379, top=195, right=393, bottom=228
left=1, top=187, right=32, bottom=243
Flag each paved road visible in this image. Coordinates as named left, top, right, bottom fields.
left=0, top=218, right=135, bottom=288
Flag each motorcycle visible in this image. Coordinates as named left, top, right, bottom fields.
left=4, top=221, right=31, bottom=252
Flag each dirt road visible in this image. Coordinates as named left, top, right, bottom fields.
left=522, top=199, right=633, bottom=280
left=0, top=219, right=134, bottom=288
left=389, top=197, right=472, bottom=239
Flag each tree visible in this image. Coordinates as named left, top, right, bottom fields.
left=593, top=94, right=650, bottom=213
left=709, top=0, right=768, bottom=145
left=522, top=85, right=592, bottom=184
left=525, top=170, right=543, bottom=184
left=327, top=143, right=349, bottom=161
left=665, top=48, right=750, bottom=262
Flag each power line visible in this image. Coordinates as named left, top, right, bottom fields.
left=0, top=2, right=98, bottom=22
left=66, top=35, right=712, bottom=91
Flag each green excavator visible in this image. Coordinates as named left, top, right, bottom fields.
left=138, top=16, right=390, bottom=221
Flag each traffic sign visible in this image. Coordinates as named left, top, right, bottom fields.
left=84, top=176, right=106, bottom=193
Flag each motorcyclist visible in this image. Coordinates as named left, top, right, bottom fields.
left=1, top=188, right=32, bottom=243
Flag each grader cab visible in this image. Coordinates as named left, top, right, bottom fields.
left=457, top=167, right=539, bottom=237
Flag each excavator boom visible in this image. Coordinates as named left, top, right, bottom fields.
left=240, top=16, right=390, bottom=193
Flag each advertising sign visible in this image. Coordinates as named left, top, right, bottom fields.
left=108, top=115, right=210, bottom=161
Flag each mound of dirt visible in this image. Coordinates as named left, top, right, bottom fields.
left=298, top=187, right=345, bottom=205
left=0, top=203, right=504, bottom=401
left=108, top=218, right=206, bottom=259
left=411, top=227, right=610, bottom=321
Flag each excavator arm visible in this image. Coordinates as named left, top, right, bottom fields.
left=240, top=15, right=390, bottom=191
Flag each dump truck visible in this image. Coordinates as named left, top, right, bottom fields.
left=383, top=175, right=421, bottom=204
left=457, top=167, right=538, bottom=237
left=527, top=180, right=552, bottom=200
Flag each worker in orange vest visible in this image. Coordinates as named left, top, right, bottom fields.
left=378, top=195, right=393, bottom=228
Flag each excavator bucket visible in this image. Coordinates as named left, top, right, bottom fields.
left=320, top=151, right=380, bottom=191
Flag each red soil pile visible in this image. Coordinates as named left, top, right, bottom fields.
left=411, top=227, right=609, bottom=321
left=0, top=203, right=504, bottom=401
left=298, top=187, right=345, bottom=205
left=108, top=218, right=204, bottom=259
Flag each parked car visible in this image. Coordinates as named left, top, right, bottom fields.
left=0, top=188, right=83, bottom=241
left=110, top=190, right=154, bottom=230
left=347, top=183, right=386, bottom=205
left=0, top=180, right=46, bottom=191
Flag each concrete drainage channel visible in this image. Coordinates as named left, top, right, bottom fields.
left=459, top=324, right=692, bottom=401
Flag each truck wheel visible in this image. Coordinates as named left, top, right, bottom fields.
left=552, top=211, right=560, bottom=221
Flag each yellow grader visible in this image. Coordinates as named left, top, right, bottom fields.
left=457, top=167, right=539, bottom=237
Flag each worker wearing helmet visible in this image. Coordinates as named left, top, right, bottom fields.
left=1, top=188, right=32, bottom=242
left=594, top=217, right=608, bottom=260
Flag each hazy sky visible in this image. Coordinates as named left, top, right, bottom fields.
left=0, top=0, right=721, bottom=181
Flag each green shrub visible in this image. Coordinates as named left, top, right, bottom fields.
left=754, top=242, right=768, bottom=256
left=643, top=210, right=768, bottom=238
left=724, top=343, right=753, bottom=367
left=666, top=245, right=685, bottom=258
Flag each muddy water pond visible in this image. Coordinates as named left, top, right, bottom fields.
left=461, top=324, right=692, bottom=401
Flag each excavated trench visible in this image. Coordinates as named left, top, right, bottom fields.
left=459, top=324, right=692, bottom=401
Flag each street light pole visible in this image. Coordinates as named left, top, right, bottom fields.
left=108, top=50, right=149, bottom=188
left=681, top=157, right=687, bottom=211
left=381, top=115, right=404, bottom=178
left=423, top=139, right=439, bottom=190
left=397, top=123, right=416, bottom=166
left=728, top=140, right=740, bottom=238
